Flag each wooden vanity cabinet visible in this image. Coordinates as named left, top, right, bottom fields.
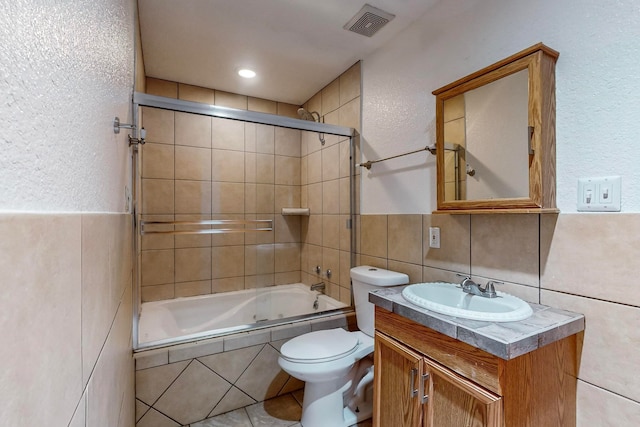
left=373, top=307, right=578, bottom=427
left=375, top=332, right=502, bottom=427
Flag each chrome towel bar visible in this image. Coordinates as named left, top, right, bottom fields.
left=140, top=219, right=273, bottom=236
left=356, top=145, right=436, bottom=170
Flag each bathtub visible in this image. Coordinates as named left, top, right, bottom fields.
left=137, top=283, right=348, bottom=348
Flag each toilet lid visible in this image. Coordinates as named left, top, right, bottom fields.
left=280, top=329, right=359, bottom=363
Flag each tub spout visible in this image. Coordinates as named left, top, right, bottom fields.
left=310, top=282, right=325, bottom=294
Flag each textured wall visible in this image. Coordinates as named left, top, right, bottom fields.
left=361, top=0, right=640, bottom=213
left=0, top=0, right=134, bottom=212
left=0, top=0, right=136, bottom=425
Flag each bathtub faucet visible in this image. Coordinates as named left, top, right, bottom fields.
left=310, top=282, right=326, bottom=294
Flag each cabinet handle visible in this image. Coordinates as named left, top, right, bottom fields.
left=421, top=373, right=430, bottom=404
left=410, top=368, right=419, bottom=398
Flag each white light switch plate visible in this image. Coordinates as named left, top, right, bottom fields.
left=577, top=176, right=621, bottom=212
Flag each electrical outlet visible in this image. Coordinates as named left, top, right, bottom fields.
left=577, top=176, right=621, bottom=212
left=429, top=227, right=441, bottom=248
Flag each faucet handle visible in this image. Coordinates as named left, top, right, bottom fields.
left=455, top=273, right=474, bottom=287
left=484, top=280, right=503, bottom=298
left=455, top=273, right=470, bottom=285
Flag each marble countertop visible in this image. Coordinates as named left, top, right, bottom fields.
left=370, top=286, right=585, bottom=360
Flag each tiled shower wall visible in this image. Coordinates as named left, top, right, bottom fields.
left=299, top=62, right=361, bottom=305
left=358, top=212, right=640, bottom=424
left=139, top=106, right=305, bottom=302
left=141, top=62, right=361, bottom=303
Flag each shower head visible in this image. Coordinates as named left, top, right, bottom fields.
left=297, top=108, right=325, bottom=146
left=297, top=108, right=320, bottom=122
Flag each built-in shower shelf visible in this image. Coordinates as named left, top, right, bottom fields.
left=139, top=219, right=273, bottom=235
left=281, top=208, right=310, bottom=216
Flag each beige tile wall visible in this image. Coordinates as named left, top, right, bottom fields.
left=134, top=313, right=352, bottom=425
left=300, top=62, right=361, bottom=305
left=140, top=104, right=304, bottom=301
left=145, top=78, right=300, bottom=119
left=358, top=212, right=640, bottom=425
left=141, top=62, right=360, bottom=306
left=0, top=213, right=134, bottom=426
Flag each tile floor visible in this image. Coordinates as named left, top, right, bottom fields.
left=186, top=390, right=373, bottom=427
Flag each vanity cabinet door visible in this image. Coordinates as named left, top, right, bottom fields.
left=374, top=332, right=423, bottom=427
left=423, top=358, right=503, bottom=427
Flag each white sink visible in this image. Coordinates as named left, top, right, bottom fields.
left=401, top=282, right=533, bottom=322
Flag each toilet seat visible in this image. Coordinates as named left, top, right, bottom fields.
left=280, top=329, right=359, bottom=363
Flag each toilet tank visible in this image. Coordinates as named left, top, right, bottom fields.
left=350, top=266, right=409, bottom=337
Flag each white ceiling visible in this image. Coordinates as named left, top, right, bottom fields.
left=138, top=0, right=440, bottom=105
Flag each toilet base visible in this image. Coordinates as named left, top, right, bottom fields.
left=343, top=399, right=373, bottom=427
left=300, top=361, right=374, bottom=427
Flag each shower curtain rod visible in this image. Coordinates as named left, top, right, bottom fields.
left=356, top=145, right=437, bottom=170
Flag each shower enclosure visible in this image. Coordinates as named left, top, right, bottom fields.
left=132, top=93, right=356, bottom=349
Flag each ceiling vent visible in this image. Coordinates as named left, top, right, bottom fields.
left=343, top=4, right=395, bottom=38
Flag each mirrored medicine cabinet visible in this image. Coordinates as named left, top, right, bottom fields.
left=433, top=43, right=559, bottom=214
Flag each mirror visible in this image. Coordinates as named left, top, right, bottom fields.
left=443, top=69, right=529, bottom=201
left=433, top=43, right=559, bottom=213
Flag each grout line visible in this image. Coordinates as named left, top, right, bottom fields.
left=578, top=378, right=640, bottom=405
left=135, top=402, right=151, bottom=426
left=147, top=359, right=192, bottom=408
left=243, top=406, right=256, bottom=427
left=540, top=288, right=640, bottom=309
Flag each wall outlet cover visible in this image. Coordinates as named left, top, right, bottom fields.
left=429, top=227, right=441, bottom=248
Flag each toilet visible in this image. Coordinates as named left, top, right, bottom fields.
left=278, top=266, right=409, bottom=427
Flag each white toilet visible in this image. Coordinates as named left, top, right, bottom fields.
left=278, top=266, right=409, bottom=427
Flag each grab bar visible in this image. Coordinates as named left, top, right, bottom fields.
left=140, top=219, right=273, bottom=236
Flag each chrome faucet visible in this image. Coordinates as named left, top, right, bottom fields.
left=310, top=282, right=326, bottom=294
left=456, top=274, right=501, bottom=298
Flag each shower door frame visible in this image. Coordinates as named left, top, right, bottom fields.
left=131, top=92, right=356, bottom=350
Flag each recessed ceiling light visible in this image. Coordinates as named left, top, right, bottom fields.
left=238, top=69, right=256, bottom=78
